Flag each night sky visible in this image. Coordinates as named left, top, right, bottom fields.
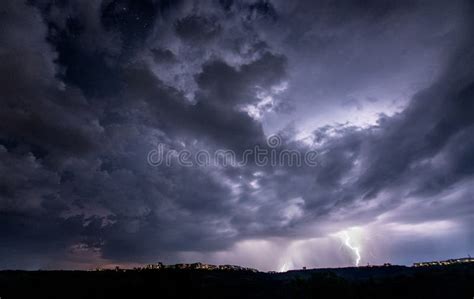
left=1, top=0, right=473, bottom=271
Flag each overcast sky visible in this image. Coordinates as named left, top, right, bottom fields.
left=0, top=0, right=473, bottom=271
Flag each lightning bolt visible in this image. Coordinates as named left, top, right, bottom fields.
left=340, top=231, right=361, bottom=267
left=279, top=260, right=293, bottom=272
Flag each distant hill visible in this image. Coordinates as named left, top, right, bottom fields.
left=0, top=263, right=473, bottom=298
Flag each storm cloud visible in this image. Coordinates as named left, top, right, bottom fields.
left=0, top=0, right=473, bottom=270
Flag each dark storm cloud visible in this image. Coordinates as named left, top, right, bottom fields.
left=175, top=14, right=221, bottom=43
left=0, top=0, right=472, bottom=269
left=151, top=48, right=177, bottom=64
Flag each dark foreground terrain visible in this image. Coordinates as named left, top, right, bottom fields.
left=0, top=264, right=473, bottom=299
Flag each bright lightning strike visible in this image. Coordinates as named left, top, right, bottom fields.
left=279, top=262, right=289, bottom=272
left=340, top=231, right=361, bottom=267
